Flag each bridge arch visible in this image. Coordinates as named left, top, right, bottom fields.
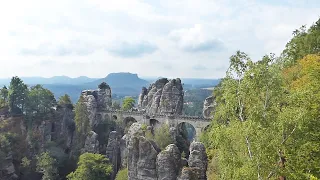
left=150, top=119, right=160, bottom=128
left=177, top=122, right=196, bottom=141
left=124, top=117, right=137, bottom=127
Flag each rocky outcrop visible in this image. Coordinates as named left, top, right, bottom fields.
left=187, top=142, right=208, bottom=180
left=0, top=152, right=18, bottom=180
left=138, top=78, right=184, bottom=115
left=202, top=96, right=215, bottom=119
left=178, top=168, right=198, bottom=180
left=55, top=104, right=75, bottom=150
left=106, top=131, right=121, bottom=180
left=156, top=144, right=181, bottom=180
left=82, top=131, right=99, bottom=153
left=126, top=123, right=160, bottom=180
left=81, top=85, right=112, bottom=127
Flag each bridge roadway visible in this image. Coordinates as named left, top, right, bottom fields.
left=101, top=110, right=211, bottom=140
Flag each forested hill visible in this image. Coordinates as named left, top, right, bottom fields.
left=202, top=18, right=320, bottom=179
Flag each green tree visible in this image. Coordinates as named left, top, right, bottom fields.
left=281, top=18, right=320, bottom=66
left=115, top=168, right=128, bottom=180
left=67, top=153, right=112, bottom=180
left=8, top=76, right=28, bottom=114
left=0, top=86, right=9, bottom=102
left=148, top=124, right=174, bottom=150
left=121, top=97, right=135, bottom=111
left=98, top=82, right=110, bottom=90
left=25, top=84, right=56, bottom=117
left=36, top=152, right=58, bottom=180
left=280, top=54, right=320, bottom=178
left=58, top=94, right=72, bottom=106
left=74, top=96, right=90, bottom=145
left=202, top=52, right=286, bottom=179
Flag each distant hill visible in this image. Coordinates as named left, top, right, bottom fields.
left=0, top=74, right=220, bottom=103
left=88, top=73, right=149, bottom=90
left=0, top=76, right=98, bottom=86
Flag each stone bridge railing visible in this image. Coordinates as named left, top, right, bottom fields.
left=108, top=110, right=211, bottom=121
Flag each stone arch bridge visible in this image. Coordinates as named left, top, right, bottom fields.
left=102, top=110, right=211, bottom=140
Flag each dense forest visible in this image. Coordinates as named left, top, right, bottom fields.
left=202, top=18, right=320, bottom=179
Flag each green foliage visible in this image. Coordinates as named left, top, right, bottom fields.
left=98, top=82, right=110, bottom=90
left=281, top=18, right=320, bottom=66
left=67, top=153, right=112, bottom=180
left=0, top=134, right=11, bottom=167
left=8, top=76, right=28, bottom=114
left=0, top=86, right=8, bottom=108
left=58, top=94, right=72, bottom=106
left=149, top=124, right=174, bottom=150
left=75, top=95, right=90, bottom=140
left=141, top=124, right=147, bottom=131
left=25, top=84, right=56, bottom=119
left=21, top=156, right=31, bottom=168
left=121, top=97, right=135, bottom=111
left=203, top=48, right=320, bottom=179
left=115, top=168, right=128, bottom=180
left=36, top=152, right=59, bottom=180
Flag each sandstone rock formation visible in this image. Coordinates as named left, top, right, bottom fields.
left=202, top=96, right=215, bottom=119
left=156, top=144, right=181, bottom=180
left=188, top=142, right=208, bottom=180
left=82, top=131, right=99, bottom=153
left=138, top=78, right=184, bottom=115
left=122, top=122, right=208, bottom=180
left=81, top=85, right=112, bottom=127
left=0, top=151, right=18, bottom=180
left=55, top=104, right=75, bottom=150
left=178, top=167, right=198, bottom=180
left=106, top=131, right=121, bottom=180
left=126, top=123, right=160, bottom=180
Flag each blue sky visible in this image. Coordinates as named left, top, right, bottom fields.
left=0, top=0, right=319, bottom=79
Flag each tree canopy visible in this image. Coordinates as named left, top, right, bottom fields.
left=202, top=20, right=320, bottom=179
left=36, top=152, right=58, bottom=180
left=67, top=153, right=112, bottom=180
left=58, top=94, right=72, bottom=106
left=8, top=76, right=28, bottom=114
left=121, top=97, right=135, bottom=111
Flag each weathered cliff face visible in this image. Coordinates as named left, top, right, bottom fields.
left=202, top=96, right=215, bottom=119
left=81, top=84, right=115, bottom=153
left=106, top=131, right=121, bottom=180
left=82, top=131, right=99, bottom=153
left=55, top=105, right=75, bottom=150
left=0, top=151, right=19, bottom=180
left=156, top=144, right=181, bottom=180
left=123, top=123, right=208, bottom=180
left=187, top=142, right=208, bottom=180
left=126, top=123, right=160, bottom=180
left=81, top=87, right=112, bottom=127
left=138, top=78, right=184, bottom=115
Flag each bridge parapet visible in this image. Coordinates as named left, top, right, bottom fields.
left=108, top=110, right=211, bottom=122
left=176, top=115, right=211, bottom=121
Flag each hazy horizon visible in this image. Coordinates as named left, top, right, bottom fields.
left=1, top=0, right=319, bottom=79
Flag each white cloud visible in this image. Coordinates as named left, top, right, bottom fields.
left=169, top=24, right=224, bottom=52
left=0, top=0, right=319, bottom=79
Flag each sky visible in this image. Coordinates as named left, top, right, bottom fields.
left=0, top=0, right=319, bottom=79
